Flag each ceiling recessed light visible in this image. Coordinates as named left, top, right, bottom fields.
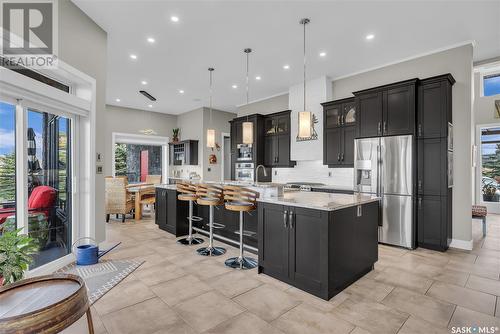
left=232, top=84, right=238, bottom=89
left=147, top=37, right=155, bottom=43
left=319, top=52, right=326, bottom=57
left=115, top=98, right=121, bottom=102
left=179, top=89, right=185, bottom=94
left=148, top=104, right=153, bottom=108
left=255, top=76, right=261, bottom=80
left=283, top=65, right=290, bottom=70
left=366, top=34, right=375, bottom=40
left=141, top=80, right=148, bottom=85
left=130, top=54, right=137, bottom=60
left=170, top=16, right=179, bottom=22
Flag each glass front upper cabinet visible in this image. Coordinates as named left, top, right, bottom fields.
left=265, top=115, right=289, bottom=135
left=343, top=103, right=356, bottom=125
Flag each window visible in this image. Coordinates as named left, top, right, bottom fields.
left=0, top=101, right=16, bottom=227
left=484, top=73, right=500, bottom=97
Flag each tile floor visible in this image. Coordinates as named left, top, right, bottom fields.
left=62, top=213, right=500, bottom=334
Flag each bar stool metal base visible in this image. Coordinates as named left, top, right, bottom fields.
left=196, top=246, right=226, bottom=256
left=224, top=256, right=257, bottom=270
left=177, top=236, right=204, bottom=245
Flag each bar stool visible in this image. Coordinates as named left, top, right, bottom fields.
left=176, top=182, right=204, bottom=245
left=196, top=184, right=226, bottom=256
left=223, top=185, right=259, bottom=269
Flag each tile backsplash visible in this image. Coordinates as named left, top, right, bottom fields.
left=272, top=160, right=353, bottom=188
left=169, top=165, right=202, bottom=179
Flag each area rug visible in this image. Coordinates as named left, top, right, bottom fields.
left=57, top=259, right=144, bottom=304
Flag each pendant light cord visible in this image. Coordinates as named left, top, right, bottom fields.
left=244, top=48, right=252, bottom=123
left=302, top=19, right=308, bottom=112
left=209, top=67, right=214, bottom=125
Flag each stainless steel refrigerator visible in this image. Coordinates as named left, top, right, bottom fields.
left=354, top=135, right=414, bottom=249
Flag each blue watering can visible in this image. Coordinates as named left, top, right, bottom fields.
left=72, top=237, right=121, bottom=266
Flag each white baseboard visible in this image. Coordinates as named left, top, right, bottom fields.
left=449, top=238, right=473, bottom=251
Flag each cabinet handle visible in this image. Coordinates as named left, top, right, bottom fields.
left=283, top=210, right=288, bottom=228
left=383, top=121, right=387, bottom=134
left=418, top=197, right=422, bottom=209
left=418, top=124, right=422, bottom=137
left=337, top=153, right=341, bottom=161
left=341, top=153, right=344, bottom=161
left=337, top=115, right=341, bottom=125
left=342, top=114, right=346, bottom=125
left=357, top=205, right=362, bottom=217
left=289, top=211, right=294, bottom=229
left=418, top=180, right=422, bottom=192
left=378, top=122, right=381, bottom=135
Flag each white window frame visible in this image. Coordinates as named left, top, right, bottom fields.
left=0, top=60, right=96, bottom=275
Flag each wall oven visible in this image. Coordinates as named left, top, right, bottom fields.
left=237, top=144, right=253, bottom=161
left=235, top=162, right=254, bottom=181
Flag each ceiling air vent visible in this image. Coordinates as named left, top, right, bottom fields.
left=139, top=90, right=156, bottom=101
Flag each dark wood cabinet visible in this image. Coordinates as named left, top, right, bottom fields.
left=155, top=187, right=189, bottom=237
left=289, top=207, right=328, bottom=293
left=322, top=98, right=356, bottom=167
left=384, top=84, right=415, bottom=136
left=354, top=79, right=417, bottom=138
left=417, top=138, right=447, bottom=196
left=356, top=91, right=383, bottom=138
left=263, top=110, right=295, bottom=168
left=417, top=74, right=455, bottom=139
left=258, top=201, right=379, bottom=300
left=416, top=74, right=455, bottom=252
left=417, top=195, right=448, bottom=251
left=324, top=128, right=342, bottom=166
left=258, top=203, right=289, bottom=278
left=169, top=140, right=198, bottom=166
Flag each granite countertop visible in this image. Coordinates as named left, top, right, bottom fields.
left=257, top=191, right=380, bottom=211
left=311, top=185, right=354, bottom=192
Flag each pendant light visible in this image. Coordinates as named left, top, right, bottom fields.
left=206, top=67, right=216, bottom=148
left=242, top=48, right=253, bottom=144
left=297, top=18, right=312, bottom=139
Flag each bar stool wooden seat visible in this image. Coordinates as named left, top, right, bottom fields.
left=176, top=182, right=204, bottom=245
left=223, top=185, right=259, bottom=269
left=196, top=184, right=226, bottom=256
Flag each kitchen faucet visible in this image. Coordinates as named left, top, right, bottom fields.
left=255, top=165, right=268, bottom=183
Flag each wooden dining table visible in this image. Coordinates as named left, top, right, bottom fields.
left=126, top=183, right=156, bottom=220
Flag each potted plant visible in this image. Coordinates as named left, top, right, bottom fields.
left=483, top=184, right=499, bottom=202
left=0, top=225, right=38, bottom=286
left=172, top=128, right=180, bottom=143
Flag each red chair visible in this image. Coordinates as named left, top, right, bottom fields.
left=0, top=186, right=57, bottom=225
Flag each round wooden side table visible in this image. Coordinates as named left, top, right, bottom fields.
left=0, top=274, right=94, bottom=334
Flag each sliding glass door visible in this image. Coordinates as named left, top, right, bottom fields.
left=480, top=126, right=500, bottom=214
left=0, top=101, right=73, bottom=269
left=26, top=109, right=72, bottom=268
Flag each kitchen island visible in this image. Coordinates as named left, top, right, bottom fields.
left=155, top=183, right=380, bottom=301
left=257, top=191, right=380, bottom=300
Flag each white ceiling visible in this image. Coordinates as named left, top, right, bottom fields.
left=72, top=0, right=500, bottom=115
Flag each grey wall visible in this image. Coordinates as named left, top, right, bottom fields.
left=332, top=44, right=474, bottom=244
left=104, top=104, right=177, bottom=177
left=58, top=0, right=107, bottom=242
left=203, top=108, right=236, bottom=181
left=237, top=93, right=289, bottom=117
